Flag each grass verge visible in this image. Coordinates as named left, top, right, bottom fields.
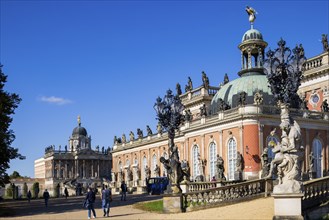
left=133, top=199, right=163, bottom=213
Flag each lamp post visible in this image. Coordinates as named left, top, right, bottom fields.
left=154, top=89, right=185, bottom=194
left=263, top=38, right=306, bottom=193
left=264, top=38, right=306, bottom=219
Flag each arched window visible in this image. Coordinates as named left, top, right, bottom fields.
left=126, top=159, right=130, bottom=167
left=142, top=156, right=147, bottom=179
left=227, top=138, right=237, bottom=180
left=312, top=138, right=323, bottom=178
left=192, top=145, right=199, bottom=179
left=118, top=161, right=122, bottom=172
left=152, top=154, right=157, bottom=177
left=209, top=142, right=217, bottom=179
left=266, top=135, right=279, bottom=162
left=162, top=152, right=168, bottom=176
left=134, top=158, right=138, bottom=165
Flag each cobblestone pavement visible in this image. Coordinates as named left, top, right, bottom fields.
left=0, top=194, right=274, bottom=220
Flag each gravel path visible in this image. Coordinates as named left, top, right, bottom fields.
left=0, top=194, right=274, bottom=220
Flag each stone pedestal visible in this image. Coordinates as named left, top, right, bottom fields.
left=234, top=171, right=242, bottom=181
left=272, top=193, right=304, bottom=220
left=163, top=195, right=182, bottom=213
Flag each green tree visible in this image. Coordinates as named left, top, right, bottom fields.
left=22, top=182, right=28, bottom=198
left=9, top=171, right=21, bottom=179
left=32, top=182, right=39, bottom=198
left=0, top=65, right=24, bottom=187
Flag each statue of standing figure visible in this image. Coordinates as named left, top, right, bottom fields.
left=185, top=77, right=193, bottom=92
left=156, top=122, right=163, bottom=135
left=215, top=155, right=226, bottom=180
left=154, top=164, right=160, bottom=177
left=322, top=34, right=329, bottom=52
left=146, top=125, right=153, bottom=136
left=201, top=71, right=210, bottom=89
left=176, top=83, right=182, bottom=96
left=122, top=134, right=126, bottom=144
left=144, top=165, right=150, bottom=180
left=236, top=151, right=243, bottom=172
left=129, top=131, right=135, bottom=141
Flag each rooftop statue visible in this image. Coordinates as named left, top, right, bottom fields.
left=156, top=122, right=163, bottom=135
left=245, top=6, right=257, bottom=25
left=176, top=83, right=182, bottom=96
left=122, top=133, right=126, bottom=144
left=146, top=125, right=153, bottom=136
left=322, top=34, right=329, bottom=52
left=129, top=131, right=135, bottom=141
left=223, top=73, right=229, bottom=85
left=202, top=71, right=210, bottom=89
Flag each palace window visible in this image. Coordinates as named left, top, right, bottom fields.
left=209, top=142, right=217, bottom=179
left=162, top=152, right=168, bottom=176
left=227, top=138, right=237, bottom=180
left=126, top=159, right=130, bottom=167
left=152, top=154, right=157, bottom=176
left=266, top=135, right=279, bottom=162
left=192, top=145, right=199, bottom=179
left=142, top=156, right=147, bottom=178
left=312, top=138, right=323, bottom=178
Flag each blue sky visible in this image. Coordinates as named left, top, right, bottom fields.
left=1, top=1, right=328, bottom=177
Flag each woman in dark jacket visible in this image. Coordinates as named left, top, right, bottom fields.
left=85, top=187, right=96, bottom=219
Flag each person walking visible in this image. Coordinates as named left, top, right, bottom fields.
left=85, top=187, right=96, bottom=219
left=64, top=187, right=69, bottom=199
left=27, top=190, right=32, bottom=203
left=101, top=185, right=112, bottom=217
left=43, top=189, right=50, bottom=207
left=120, top=181, right=127, bottom=201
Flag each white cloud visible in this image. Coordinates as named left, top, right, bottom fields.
left=39, top=96, right=73, bottom=105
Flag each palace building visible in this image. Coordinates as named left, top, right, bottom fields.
left=110, top=21, right=329, bottom=192
left=33, top=117, right=112, bottom=196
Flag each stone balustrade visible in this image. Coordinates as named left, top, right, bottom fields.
left=181, top=178, right=273, bottom=212
left=304, top=57, right=323, bottom=71
left=302, top=176, right=329, bottom=210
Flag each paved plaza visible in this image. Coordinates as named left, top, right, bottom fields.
left=0, top=194, right=274, bottom=220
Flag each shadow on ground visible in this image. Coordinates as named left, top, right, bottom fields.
left=0, top=194, right=162, bottom=218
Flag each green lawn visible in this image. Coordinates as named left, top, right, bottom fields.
left=133, top=200, right=163, bottom=213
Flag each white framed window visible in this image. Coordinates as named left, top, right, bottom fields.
left=312, top=138, right=323, bottom=178
left=192, top=145, right=199, bottom=178
left=162, top=152, right=168, bottom=176
left=126, top=159, right=130, bottom=167
left=152, top=154, right=157, bottom=177
left=134, top=158, right=138, bottom=165
left=209, top=142, right=217, bottom=179
left=142, top=156, right=147, bottom=179
left=227, top=138, right=237, bottom=180
left=266, top=135, right=279, bottom=162
left=118, top=161, right=122, bottom=172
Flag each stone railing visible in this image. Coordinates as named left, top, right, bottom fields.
left=304, top=57, right=323, bottom=71
left=302, top=176, right=329, bottom=210
left=186, top=180, right=243, bottom=192
left=181, top=178, right=273, bottom=212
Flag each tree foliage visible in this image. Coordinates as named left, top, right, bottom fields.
left=0, top=65, right=24, bottom=187
left=9, top=171, right=21, bottom=179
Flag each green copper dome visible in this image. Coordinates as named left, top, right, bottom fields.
left=210, top=74, right=274, bottom=114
